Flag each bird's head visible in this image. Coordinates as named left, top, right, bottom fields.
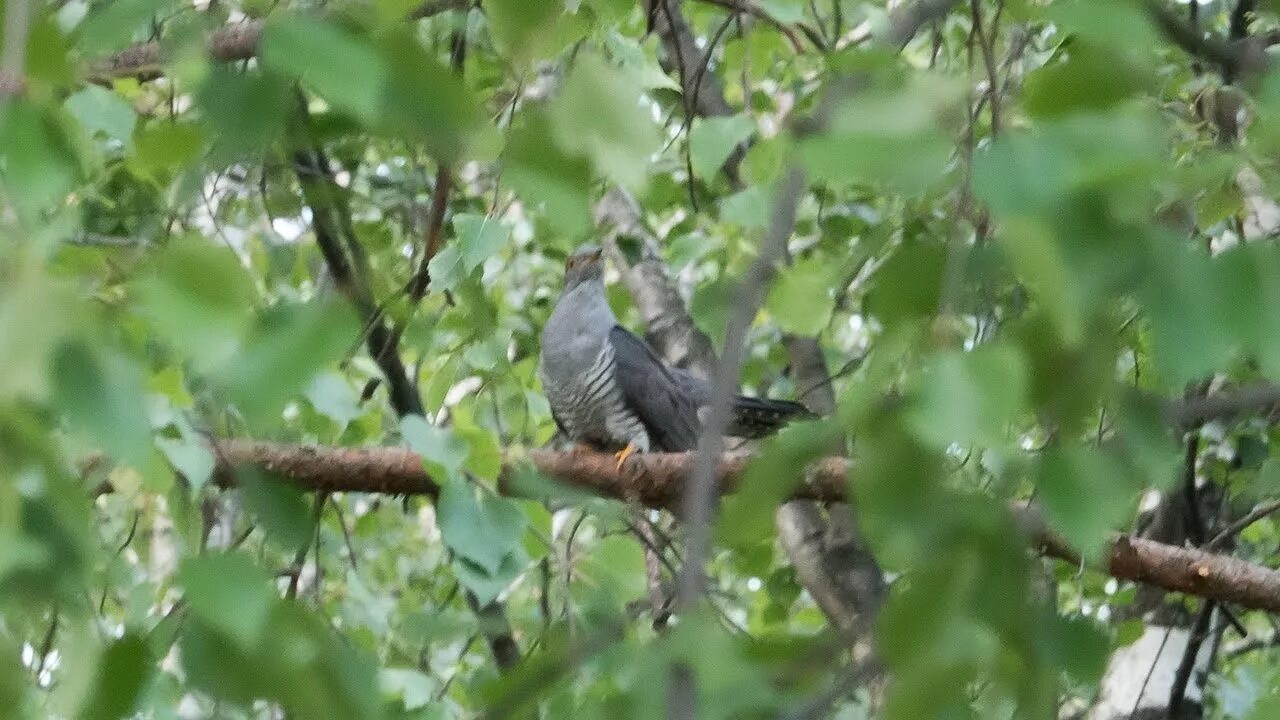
left=562, top=244, right=605, bottom=291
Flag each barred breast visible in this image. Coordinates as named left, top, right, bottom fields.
left=543, top=342, right=650, bottom=452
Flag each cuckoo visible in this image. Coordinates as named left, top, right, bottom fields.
left=539, top=244, right=813, bottom=469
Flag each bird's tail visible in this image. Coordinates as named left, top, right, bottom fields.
left=726, top=396, right=816, bottom=438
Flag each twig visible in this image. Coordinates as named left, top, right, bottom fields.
left=1167, top=601, right=1215, bottom=716
left=1167, top=381, right=1280, bottom=430
left=969, top=0, right=1001, bottom=136
left=691, top=0, right=809, bottom=52
left=0, top=0, right=32, bottom=98
left=1205, top=500, right=1280, bottom=552
left=331, top=499, right=360, bottom=571
left=1127, top=624, right=1173, bottom=720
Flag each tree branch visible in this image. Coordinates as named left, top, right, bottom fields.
left=88, top=0, right=467, bottom=83
left=176, top=438, right=1280, bottom=614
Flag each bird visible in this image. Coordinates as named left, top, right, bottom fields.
left=538, top=244, right=814, bottom=469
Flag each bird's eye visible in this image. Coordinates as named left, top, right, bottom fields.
left=566, top=257, right=576, bottom=269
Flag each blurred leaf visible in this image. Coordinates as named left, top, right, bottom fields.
left=155, top=433, right=215, bottom=492
left=261, top=17, right=388, bottom=124
left=456, top=422, right=502, bottom=481
left=136, top=237, right=255, bottom=370
left=239, top=471, right=315, bottom=550
left=221, top=299, right=359, bottom=424
left=906, top=345, right=1029, bottom=449
left=866, top=243, right=945, bottom=325
left=1023, top=44, right=1151, bottom=119
left=504, top=111, right=592, bottom=236
left=438, top=482, right=529, bottom=604
left=401, top=415, right=469, bottom=482
left=757, top=0, right=804, bottom=22
left=689, top=115, right=755, bottom=181
left=766, top=256, right=836, bottom=336
left=454, top=213, right=510, bottom=272
left=77, top=0, right=174, bottom=53
left=81, top=634, right=152, bottom=720
left=178, top=553, right=274, bottom=650
left=377, top=28, right=483, bottom=161
left=52, top=341, right=151, bottom=469
left=427, top=245, right=467, bottom=294
left=196, top=67, right=291, bottom=160
left=65, top=86, right=137, bottom=148
left=0, top=101, right=79, bottom=221
left=1038, top=447, right=1135, bottom=558
left=1042, top=614, right=1108, bottom=687
left=721, top=185, right=772, bottom=229
left=1142, top=240, right=1235, bottom=387
left=130, top=121, right=204, bottom=178
left=0, top=257, right=69, bottom=402
left=549, top=53, right=660, bottom=189
left=380, top=669, right=435, bottom=711
left=306, top=372, right=362, bottom=428
left=486, top=0, right=568, bottom=61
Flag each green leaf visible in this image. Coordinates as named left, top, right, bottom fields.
left=756, top=0, right=804, bottom=23
left=486, top=0, right=569, bottom=62
left=1038, top=447, right=1136, bottom=558
left=906, top=345, right=1029, bottom=448
left=721, top=185, right=772, bottom=229
left=305, top=372, right=362, bottom=428
left=76, top=0, right=173, bottom=53
left=261, top=17, right=388, bottom=124
left=1023, top=44, right=1151, bottom=119
left=401, top=415, right=470, bottom=483
left=427, top=244, right=467, bottom=294
left=222, top=299, right=359, bottom=424
left=377, top=28, right=483, bottom=162
left=438, top=482, right=529, bottom=603
left=136, top=237, right=256, bottom=371
left=504, top=111, right=592, bottom=236
left=765, top=256, right=836, bottom=336
left=799, top=76, right=964, bottom=192
left=438, top=482, right=528, bottom=574
left=1043, top=614, right=1108, bottom=686
left=239, top=471, right=315, bottom=550
left=0, top=258, right=69, bottom=403
left=866, top=243, right=946, bottom=325
left=689, top=115, right=755, bottom=181
left=549, top=53, right=660, bottom=189
left=454, top=214, right=510, bottom=272
left=81, top=634, right=152, bottom=720
left=178, top=553, right=274, bottom=650
left=380, top=669, right=436, bottom=711
left=130, top=121, right=204, bottom=178
left=0, top=101, right=79, bottom=222
left=155, top=433, right=215, bottom=492
left=51, top=341, right=152, bottom=469
left=997, top=218, right=1083, bottom=345
left=196, top=67, right=291, bottom=161
left=65, top=86, right=137, bottom=148
left=1142, top=241, right=1235, bottom=387
left=456, top=422, right=503, bottom=482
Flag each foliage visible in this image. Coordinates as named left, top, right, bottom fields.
left=5, top=0, right=1280, bottom=718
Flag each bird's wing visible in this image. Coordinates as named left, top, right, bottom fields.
left=608, top=326, right=703, bottom=452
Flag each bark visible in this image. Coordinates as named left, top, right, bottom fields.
left=87, top=0, right=467, bottom=82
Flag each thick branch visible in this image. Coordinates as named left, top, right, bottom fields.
left=89, top=0, right=466, bottom=82
left=197, top=439, right=1280, bottom=614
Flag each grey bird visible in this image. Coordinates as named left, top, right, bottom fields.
left=539, top=244, right=813, bottom=467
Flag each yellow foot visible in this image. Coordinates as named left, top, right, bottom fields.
left=614, top=443, right=638, bottom=471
